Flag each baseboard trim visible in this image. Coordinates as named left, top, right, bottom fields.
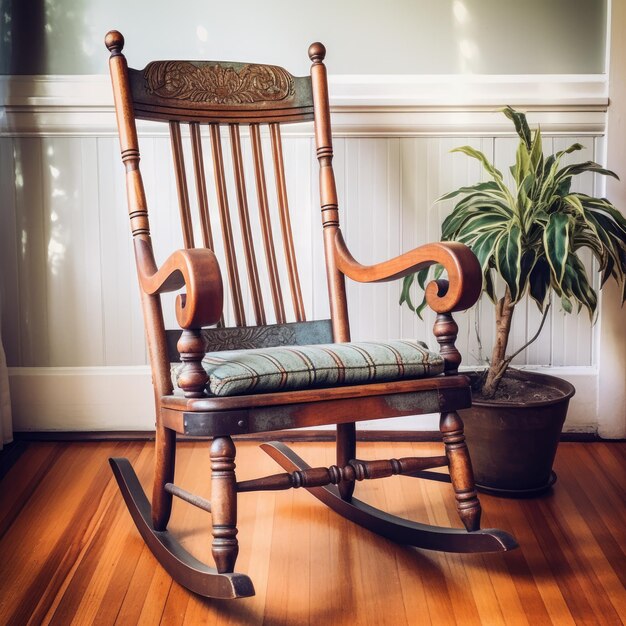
left=13, top=429, right=608, bottom=443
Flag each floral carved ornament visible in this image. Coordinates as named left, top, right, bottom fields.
left=143, top=61, right=295, bottom=105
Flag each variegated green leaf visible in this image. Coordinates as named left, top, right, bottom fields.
left=513, top=141, right=530, bottom=186
left=529, top=127, right=543, bottom=171
left=544, top=213, right=570, bottom=286
left=456, top=213, right=510, bottom=239
left=496, top=224, right=522, bottom=301
left=503, top=106, right=532, bottom=149
left=519, top=250, right=537, bottom=295
left=572, top=231, right=606, bottom=266
left=469, top=230, right=500, bottom=270
left=450, top=146, right=505, bottom=183
left=563, top=194, right=585, bottom=216
left=601, top=255, right=616, bottom=286
left=556, top=161, right=619, bottom=184
left=517, top=172, right=535, bottom=214
left=415, top=267, right=431, bottom=291
left=529, top=257, right=551, bottom=310
left=484, top=268, right=497, bottom=303
left=583, top=198, right=626, bottom=235
left=563, top=255, right=597, bottom=319
left=555, top=143, right=584, bottom=159
left=583, top=211, right=623, bottom=274
left=399, top=274, right=415, bottom=309
left=437, top=181, right=501, bottom=201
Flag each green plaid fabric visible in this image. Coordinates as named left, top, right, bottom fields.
left=199, top=340, right=444, bottom=397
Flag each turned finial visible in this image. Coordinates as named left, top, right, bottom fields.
left=105, top=30, right=125, bottom=55
left=308, top=42, right=326, bottom=64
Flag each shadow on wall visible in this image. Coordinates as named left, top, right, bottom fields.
left=2, top=0, right=99, bottom=75
left=1, top=0, right=74, bottom=368
left=1, top=0, right=46, bottom=74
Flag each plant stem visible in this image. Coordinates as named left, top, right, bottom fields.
left=482, top=288, right=514, bottom=399
left=502, top=302, right=552, bottom=366
left=481, top=296, right=552, bottom=399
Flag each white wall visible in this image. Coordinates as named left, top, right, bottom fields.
left=0, top=0, right=607, bottom=75
left=598, top=0, right=626, bottom=438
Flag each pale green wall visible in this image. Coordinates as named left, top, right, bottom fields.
left=1, top=0, right=607, bottom=75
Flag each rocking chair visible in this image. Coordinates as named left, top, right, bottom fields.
left=104, top=31, right=517, bottom=599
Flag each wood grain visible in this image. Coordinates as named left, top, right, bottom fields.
left=0, top=441, right=623, bottom=625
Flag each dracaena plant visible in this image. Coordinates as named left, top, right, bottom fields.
left=401, top=106, right=626, bottom=399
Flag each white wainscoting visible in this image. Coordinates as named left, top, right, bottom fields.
left=0, top=74, right=619, bottom=435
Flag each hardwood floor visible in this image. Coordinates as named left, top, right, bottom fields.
left=0, top=441, right=624, bottom=625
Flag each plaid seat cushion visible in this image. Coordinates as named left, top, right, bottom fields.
left=199, top=340, right=444, bottom=397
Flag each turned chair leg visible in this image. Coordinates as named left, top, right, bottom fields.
left=152, top=424, right=176, bottom=531
left=336, top=423, right=356, bottom=501
left=210, top=436, right=239, bottom=573
left=440, top=411, right=481, bottom=532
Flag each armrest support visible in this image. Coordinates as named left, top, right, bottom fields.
left=134, top=238, right=223, bottom=329
left=334, top=231, right=481, bottom=313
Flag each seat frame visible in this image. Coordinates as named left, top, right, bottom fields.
left=105, top=31, right=517, bottom=599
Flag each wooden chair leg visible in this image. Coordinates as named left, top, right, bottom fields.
left=210, top=436, right=239, bottom=573
left=336, top=422, right=356, bottom=501
left=440, top=411, right=481, bottom=532
left=151, top=423, right=176, bottom=531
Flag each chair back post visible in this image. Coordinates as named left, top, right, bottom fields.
left=309, top=43, right=350, bottom=343
left=105, top=30, right=173, bottom=397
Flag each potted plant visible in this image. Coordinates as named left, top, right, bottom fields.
left=401, top=107, right=626, bottom=496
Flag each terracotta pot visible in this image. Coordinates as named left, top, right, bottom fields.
left=459, top=369, right=575, bottom=497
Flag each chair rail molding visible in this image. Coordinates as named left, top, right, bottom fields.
left=0, top=73, right=608, bottom=137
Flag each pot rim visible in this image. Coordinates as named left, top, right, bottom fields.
left=466, top=367, right=576, bottom=409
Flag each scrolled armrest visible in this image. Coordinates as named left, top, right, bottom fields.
left=334, top=231, right=481, bottom=313
left=134, top=239, right=223, bottom=328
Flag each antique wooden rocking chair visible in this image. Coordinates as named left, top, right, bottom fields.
left=105, top=31, right=517, bottom=599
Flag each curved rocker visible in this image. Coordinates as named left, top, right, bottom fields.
left=261, top=443, right=518, bottom=554
left=110, top=458, right=255, bottom=599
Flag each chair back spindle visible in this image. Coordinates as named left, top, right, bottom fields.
left=189, top=122, right=215, bottom=250
left=229, top=123, right=266, bottom=325
left=169, top=121, right=195, bottom=249
left=270, top=123, right=306, bottom=322
left=209, top=123, right=246, bottom=327
left=250, top=123, right=286, bottom=324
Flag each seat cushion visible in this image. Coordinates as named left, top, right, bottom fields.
left=199, top=340, right=444, bottom=397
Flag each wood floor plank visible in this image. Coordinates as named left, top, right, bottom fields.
left=529, top=499, right=620, bottom=624
left=547, top=480, right=626, bottom=623
left=0, top=442, right=137, bottom=625
left=0, top=440, right=624, bottom=625
left=587, top=442, right=626, bottom=495
left=564, top=444, right=626, bottom=527
left=0, top=442, right=63, bottom=539
left=397, top=444, right=456, bottom=626
left=484, top=497, right=554, bottom=624
left=373, top=443, right=431, bottom=626
left=65, top=443, right=156, bottom=626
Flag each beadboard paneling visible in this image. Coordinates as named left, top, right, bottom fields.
left=1, top=131, right=600, bottom=369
